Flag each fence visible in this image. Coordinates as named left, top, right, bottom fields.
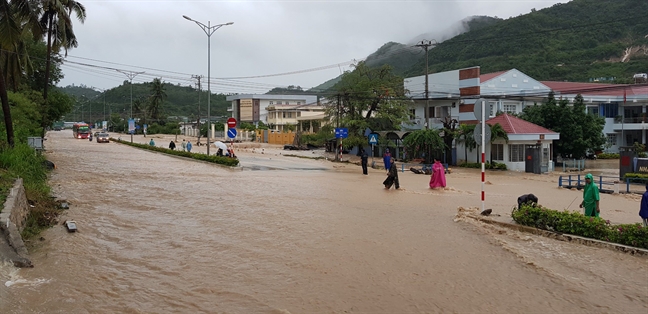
left=558, top=174, right=620, bottom=194
left=624, top=177, right=648, bottom=194
left=558, top=159, right=586, bottom=172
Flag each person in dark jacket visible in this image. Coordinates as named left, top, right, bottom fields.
left=640, top=183, right=648, bottom=227
left=169, top=140, right=176, bottom=150
left=383, top=157, right=399, bottom=189
left=360, top=149, right=369, bottom=175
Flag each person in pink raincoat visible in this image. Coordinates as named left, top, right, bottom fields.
left=429, top=159, right=446, bottom=189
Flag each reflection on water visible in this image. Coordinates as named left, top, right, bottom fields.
left=0, top=130, right=646, bottom=313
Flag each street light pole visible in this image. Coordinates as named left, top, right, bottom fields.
left=117, top=70, right=145, bottom=142
left=183, top=15, right=233, bottom=155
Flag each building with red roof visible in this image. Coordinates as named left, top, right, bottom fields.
left=403, top=67, right=648, bottom=166
left=485, top=114, right=559, bottom=172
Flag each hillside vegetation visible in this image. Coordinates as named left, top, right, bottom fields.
left=405, top=0, right=648, bottom=82
left=58, top=82, right=231, bottom=123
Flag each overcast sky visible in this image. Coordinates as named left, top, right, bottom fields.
left=58, top=0, right=569, bottom=94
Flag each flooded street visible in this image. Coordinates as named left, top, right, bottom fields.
left=1, top=130, right=646, bottom=313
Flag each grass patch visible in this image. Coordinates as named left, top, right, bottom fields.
left=0, top=144, right=60, bottom=239
left=112, top=138, right=239, bottom=167
left=0, top=169, right=14, bottom=213
left=597, top=153, right=619, bottom=159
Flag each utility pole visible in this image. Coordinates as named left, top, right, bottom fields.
left=415, top=40, right=436, bottom=130
left=336, top=94, right=341, bottom=162
left=116, top=70, right=145, bottom=142
left=192, top=75, right=203, bottom=139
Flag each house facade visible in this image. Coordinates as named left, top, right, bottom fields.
left=403, top=67, right=648, bottom=158
left=226, top=94, right=318, bottom=127
left=266, top=103, right=327, bottom=132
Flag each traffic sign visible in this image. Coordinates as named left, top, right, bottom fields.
left=368, top=133, right=379, bottom=145
left=227, top=128, right=237, bottom=139
left=227, top=117, right=237, bottom=128
left=335, top=128, right=348, bottom=139
left=473, top=98, right=487, bottom=120
left=473, top=123, right=492, bottom=143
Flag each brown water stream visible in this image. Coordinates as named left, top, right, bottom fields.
left=1, top=130, right=646, bottom=313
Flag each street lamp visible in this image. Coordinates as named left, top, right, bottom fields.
left=183, top=15, right=233, bottom=155
left=116, top=70, right=145, bottom=142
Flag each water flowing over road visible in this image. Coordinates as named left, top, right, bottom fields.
left=1, top=130, right=646, bottom=313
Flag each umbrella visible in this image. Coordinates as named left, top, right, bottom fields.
left=213, top=141, right=228, bottom=150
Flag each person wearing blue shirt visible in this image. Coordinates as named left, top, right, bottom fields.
left=640, top=182, right=648, bottom=227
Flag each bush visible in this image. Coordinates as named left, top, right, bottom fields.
left=624, top=173, right=648, bottom=180
left=112, top=138, right=239, bottom=167
left=597, top=153, right=619, bottom=159
left=512, top=204, right=648, bottom=249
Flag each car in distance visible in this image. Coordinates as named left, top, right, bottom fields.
left=96, top=133, right=110, bottom=143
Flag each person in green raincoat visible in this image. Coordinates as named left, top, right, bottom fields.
left=579, top=173, right=600, bottom=217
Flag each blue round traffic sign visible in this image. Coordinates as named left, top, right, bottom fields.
left=227, top=128, right=237, bottom=139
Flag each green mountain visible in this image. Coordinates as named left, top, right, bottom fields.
left=308, top=15, right=501, bottom=93
left=405, top=0, right=648, bottom=82
left=313, top=0, right=648, bottom=90
left=57, top=82, right=231, bottom=122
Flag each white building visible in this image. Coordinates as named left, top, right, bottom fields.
left=404, top=67, right=648, bottom=160
left=226, top=94, right=318, bottom=126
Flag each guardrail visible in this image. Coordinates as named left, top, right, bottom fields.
left=558, top=174, right=620, bottom=194
left=624, top=177, right=648, bottom=194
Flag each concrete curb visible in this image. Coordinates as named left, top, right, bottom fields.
left=464, top=214, right=648, bottom=257
left=0, top=178, right=33, bottom=267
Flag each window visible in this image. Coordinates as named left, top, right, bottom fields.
left=287, top=112, right=293, bottom=118
left=282, top=112, right=286, bottom=118
left=488, top=102, right=496, bottom=117
left=409, top=109, right=416, bottom=120
left=491, top=144, right=504, bottom=161
left=297, top=102, right=301, bottom=105
left=587, top=106, right=599, bottom=116
left=509, top=144, right=525, bottom=162
left=503, top=104, right=517, bottom=114
left=431, top=106, right=449, bottom=118
left=269, top=101, right=274, bottom=105
left=277, top=101, right=282, bottom=105
left=607, top=134, right=617, bottom=146
left=600, top=103, right=618, bottom=118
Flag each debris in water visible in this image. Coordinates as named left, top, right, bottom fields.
left=65, top=220, right=77, bottom=233
left=480, top=209, right=493, bottom=216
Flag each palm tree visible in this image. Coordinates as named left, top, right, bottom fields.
left=457, top=124, right=476, bottom=163
left=147, top=78, right=166, bottom=122
left=487, top=123, right=509, bottom=164
left=0, top=0, right=40, bottom=147
left=40, top=0, right=86, bottom=100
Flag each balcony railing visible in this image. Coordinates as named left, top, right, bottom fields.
left=615, top=117, right=647, bottom=123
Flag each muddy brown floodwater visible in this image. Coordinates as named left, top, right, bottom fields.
left=1, top=130, right=646, bottom=313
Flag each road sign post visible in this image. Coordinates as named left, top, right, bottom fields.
left=335, top=128, right=348, bottom=161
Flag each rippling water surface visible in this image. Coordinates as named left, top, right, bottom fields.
left=0, top=130, right=646, bottom=313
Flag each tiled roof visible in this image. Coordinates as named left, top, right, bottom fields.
left=541, top=81, right=648, bottom=97
left=486, top=113, right=558, bottom=135
left=480, top=71, right=507, bottom=83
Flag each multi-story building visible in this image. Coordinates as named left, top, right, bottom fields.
left=404, top=67, right=648, bottom=167
left=266, top=103, right=327, bottom=132
left=226, top=94, right=318, bottom=126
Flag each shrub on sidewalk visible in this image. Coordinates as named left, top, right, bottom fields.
left=112, top=138, right=239, bottom=167
left=512, top=205, right=648, bottom=249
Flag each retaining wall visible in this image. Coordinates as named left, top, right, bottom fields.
left=0, top=178, right=32, bottom=267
